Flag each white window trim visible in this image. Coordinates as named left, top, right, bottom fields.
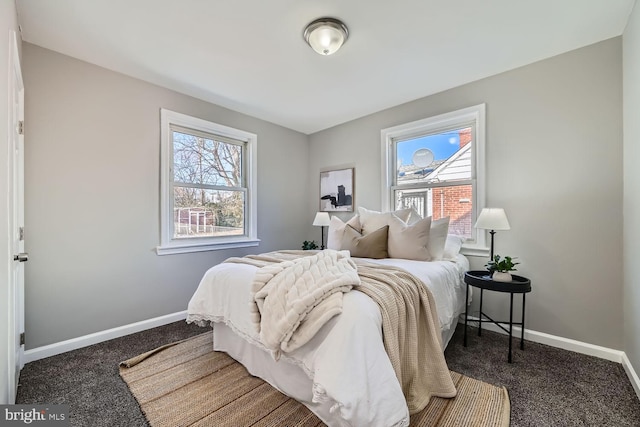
left=157, top=109, right=259, bottom=255
left=380, top=104, right=488, bottom=256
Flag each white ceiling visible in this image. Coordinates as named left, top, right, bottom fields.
left=15, top=0, right=636, bottom=134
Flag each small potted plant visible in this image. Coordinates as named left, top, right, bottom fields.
left=301, top=240, right=318, bottom=250
left=485, top=255, right=520, bottom=282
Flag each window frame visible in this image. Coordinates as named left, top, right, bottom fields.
left=157, top=109, right=259, bottom=255
left=381, top=104, right=488, bottom=256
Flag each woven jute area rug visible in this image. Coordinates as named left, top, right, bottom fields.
left=120, top=333, right=510, bottom=427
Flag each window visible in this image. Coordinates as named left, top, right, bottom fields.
left=381, top=104, right=487, bottom=255
left=157, top=109, right=258, bottom=255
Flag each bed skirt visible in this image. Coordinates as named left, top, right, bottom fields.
left=212, top=320, right=459, bottom=427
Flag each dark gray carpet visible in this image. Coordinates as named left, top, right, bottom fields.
left=445, top=326, right=640, bottom=426
left=16, top=321, right=204, bottom=427
left=16, top=321, right=640, bottom=426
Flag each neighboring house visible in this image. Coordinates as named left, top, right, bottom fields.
left=398, top=129, right=474, bottom=236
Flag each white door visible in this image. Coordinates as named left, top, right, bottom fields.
left=8, top=30, right=26, bottom=403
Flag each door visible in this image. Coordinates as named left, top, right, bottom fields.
left=8, top=30, right=25, bottom=403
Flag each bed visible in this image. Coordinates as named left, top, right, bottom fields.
left=186, top=210, right=470, bottom=427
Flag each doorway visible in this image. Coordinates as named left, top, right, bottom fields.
left=7, top=29, right=25, bottom=404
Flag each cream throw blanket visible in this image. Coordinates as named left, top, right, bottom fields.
left=229, top=250, right=359, bottom=358
left=226, top=250, right=456, bottom=413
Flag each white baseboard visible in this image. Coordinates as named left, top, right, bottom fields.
left=622, top=353, right=640, bottom=401
left=460, top=316, right=624, bottom=362
left=460, top=316, right=640, bottom=400
left=22, top=311, right=188, bottom=364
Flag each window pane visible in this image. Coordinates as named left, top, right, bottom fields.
left=396, top=127, right=472, bottom=185
left=395, top=183, right=473, bottom=238
left=173, top=131, right=242, bottom=187
left=173, top=187, right=244, bottom=238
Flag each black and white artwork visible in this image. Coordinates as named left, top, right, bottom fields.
left=320, top=168, right=354, bottom=212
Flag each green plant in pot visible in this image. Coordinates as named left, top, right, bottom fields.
left=301, top=240, right=318, bottom=250
left=485, top=255, right=520, bottom=282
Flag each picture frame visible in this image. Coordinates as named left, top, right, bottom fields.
left=319, top=168, right=354, bottom=212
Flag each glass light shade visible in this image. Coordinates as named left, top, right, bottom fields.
left=474, top=208, right=511, bottom=230
left=304, top=18, right=348, bottom=55
left=312, top=212, right=331, bottom=226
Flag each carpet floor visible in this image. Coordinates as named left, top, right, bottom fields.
left=16, top=321, right=640, bottom=426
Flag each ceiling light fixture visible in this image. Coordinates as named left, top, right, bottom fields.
left=303, top=17, right=349, bottom=56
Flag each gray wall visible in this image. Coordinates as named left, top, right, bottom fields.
left=623, top=3, right=640, bottom=378
left=0, top=0, right=20, bottom=405
left=22, top=43, right=309, bottom=349
left=308, top=38, right=624, bottom=349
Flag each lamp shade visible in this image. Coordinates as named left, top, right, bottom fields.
left=304, top=18, right=349, bottom=55
left=312, top=212, right=331, bottom=226
left=474, top=208, right=510, bottom=231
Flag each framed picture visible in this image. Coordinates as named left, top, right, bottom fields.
left=320, top=168, right=354, bottom=212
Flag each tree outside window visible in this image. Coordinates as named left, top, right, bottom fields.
left=158, top=109, right=258, bottom=255
left=172, top=129, right=245, bottom=238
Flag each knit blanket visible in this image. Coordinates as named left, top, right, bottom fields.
left=226, top=250, right=456, bottom=413
left=241, top=250, right=359, bottom=358
left=353, top=259, right=457, bottom=412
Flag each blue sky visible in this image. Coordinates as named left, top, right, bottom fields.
left=397, top=131, right=461, bottom=167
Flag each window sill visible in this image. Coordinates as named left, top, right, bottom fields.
left=156, top=238, right=260, bottom=255
left=461, top=244, right=490, bottom=258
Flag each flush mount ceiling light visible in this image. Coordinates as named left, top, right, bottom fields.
left=303, top=17, right=349, bottom=56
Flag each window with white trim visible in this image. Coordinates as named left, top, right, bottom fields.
left=157, top=109, right=259, bottom=255
left=381, top=104, right=487, bottom=254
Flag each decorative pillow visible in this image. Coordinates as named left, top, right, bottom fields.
left=341, top=225, right=389, bottom=259
left=358, top=207, right=412, bottom=235
left=326, top=215, right=361, bottom=250
left=442, top=234, right=466, bottom=261
left=428, top=217, right=450, bottom=261
left=406, top=208, right=424, bottom=225
left=387, top=214, right=432, bottom=261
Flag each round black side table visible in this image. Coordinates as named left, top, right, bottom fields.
left=463, top=270, right=532, bottom=363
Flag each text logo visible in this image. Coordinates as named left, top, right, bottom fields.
left=0, top=405, right=69, bottom=426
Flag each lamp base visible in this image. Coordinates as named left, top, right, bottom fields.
left=489, top=230, right=496, bottom=260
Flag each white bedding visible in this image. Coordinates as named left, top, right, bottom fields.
left=187, top=253, right=469, bottom=427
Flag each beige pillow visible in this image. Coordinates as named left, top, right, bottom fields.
left=326, top=215, right=361, bottom=250
left=428, top=217, right=450, bottom=260
left=387, top=215, right=432, bottom=261
left=341, top=225, right=389, bottom=259
left=358, top=207, right=412, bottom=235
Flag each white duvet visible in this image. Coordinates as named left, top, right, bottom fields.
left=186, top=254, right=469, bottom=427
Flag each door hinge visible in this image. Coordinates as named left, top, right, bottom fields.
left=20, top=332, right=25, bottom=346
left=19, top=226, right=24, bottom=241
left=17, top=120, right=23, bottom=135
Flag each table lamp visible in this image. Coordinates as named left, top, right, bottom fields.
left=474, top=208, right=510, bottom=260
left=312, top=212, right=331, bottom=250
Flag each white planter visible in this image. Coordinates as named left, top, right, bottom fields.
left=492, top=271, right=513, bottom=282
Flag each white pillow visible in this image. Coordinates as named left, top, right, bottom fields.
left=442, top=234, right=466, bottom=261
left=428, top=217, right=450, bottom=260
left=326, top=215, right=361, bottom=250
left=387, top=214, right=432, bottom=261
left=406, top=208, right=424, bottom=225
left=358, top=207, right=412, bottom=235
